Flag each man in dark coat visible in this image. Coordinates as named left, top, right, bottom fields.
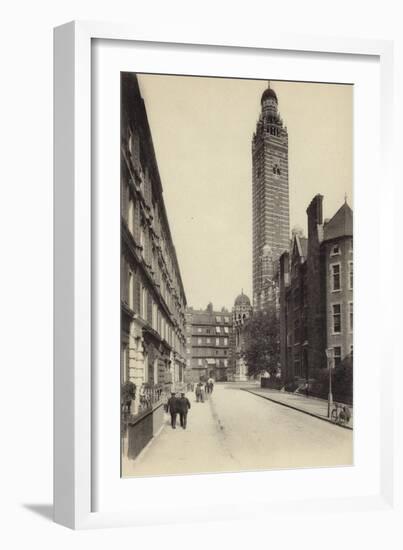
left=177, top=392, right=191, bottom=429
left=166, top=392, right=179, bottom=429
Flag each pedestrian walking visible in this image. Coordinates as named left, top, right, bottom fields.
left=177, top=392, right=191, bottom=429
left=166, top=391, right=179, bottom=429
left=195, top=382, right=204, bottom=402
left=208, top=377, right=214, bottom=394
left=196, top=382, right=202, bottom=402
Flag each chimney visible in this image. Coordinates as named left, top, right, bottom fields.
left=306, top=194, right=323, bottom=238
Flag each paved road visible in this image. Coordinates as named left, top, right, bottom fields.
left=122, top=384, right=353, bottom=478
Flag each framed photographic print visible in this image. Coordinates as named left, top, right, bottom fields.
left=54, top=21, right=395, bottom=530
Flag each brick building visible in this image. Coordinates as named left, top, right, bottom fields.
left=185, top=304, right=232, bottom=382
left=252, top=83, right=290, bottom=311
left=121, top=73, right=187, bottom=418
left=322, top=200, right=354, bottom=365
left=279, top=233, right=308, bottom=381
left=279, top=194, right=353, bottom=383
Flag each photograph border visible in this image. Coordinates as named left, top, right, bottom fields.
left=54, top=20, right=395, bottom=529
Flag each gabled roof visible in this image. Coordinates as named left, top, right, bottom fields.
left=291, top=234, right=308, bottom=262
left=323, top=202, right=353, bottom=241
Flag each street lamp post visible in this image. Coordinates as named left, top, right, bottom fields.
left=325, top=348, right=334, bottom=418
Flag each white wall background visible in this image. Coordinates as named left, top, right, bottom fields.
left=0, top=0, right=402, bottom=547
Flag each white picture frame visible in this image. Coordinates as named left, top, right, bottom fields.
left=54, top=20, right=396, bottom=530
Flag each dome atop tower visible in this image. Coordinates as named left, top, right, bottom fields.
left=261, top=86, right=278, bottom=104
left=234, top=292, right=251, bottom=307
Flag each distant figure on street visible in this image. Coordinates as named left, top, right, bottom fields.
left=208, top=377, right=214, bottom=393
left=195, top=382, right=204, bottom=403
left=177, top=392, right=191, bottom=429
left=166, top=392, right=179, bottom=429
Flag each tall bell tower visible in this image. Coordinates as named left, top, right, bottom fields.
left=252, top=83, right=290, bottom=311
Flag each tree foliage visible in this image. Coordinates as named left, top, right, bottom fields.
left=242, top=309, right=280, bottom=377
left=304, top=353, right=353, bottom=404
left=121, top=381, right=136, bottom=404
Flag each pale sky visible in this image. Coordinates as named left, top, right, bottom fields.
left=137, top=75, right=353, bottom=311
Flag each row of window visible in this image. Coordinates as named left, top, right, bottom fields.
left=287, top=301, right=353, bottom=343
left=123, top=166, right=185, bottom=327
left=191, top=358, right=229, bottom=367
left=187, top=337, right=229, bottom=346
left=189, top=326, right=230, bottom=334
left=124, top=125, right=187, bottom=353
left=187, top=348, right=228, bottom=356
left=126, top=202, right=184, bottom=320
left=267, top=126, right=280, bottom=136
left=214, top=315, right=230, bottom=323
left=126, top=270, right=185, bottom=353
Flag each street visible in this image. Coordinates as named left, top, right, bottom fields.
left=122, top=384, right=353, bottom=477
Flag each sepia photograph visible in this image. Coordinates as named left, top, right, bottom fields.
left=120, top=72, right=353, bottom=477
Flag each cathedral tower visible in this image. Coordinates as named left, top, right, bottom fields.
left=252, top=83, right=290, bottom=310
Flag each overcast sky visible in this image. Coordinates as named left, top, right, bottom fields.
left=137, top=75, right=353, bottom=311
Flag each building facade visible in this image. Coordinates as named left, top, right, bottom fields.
left=121, top=73, right=187, bottom=418
left=252, top=84, right=290, bottom=311
left=185, top=304, right=232, bottom=382
left=279, top=234, right=309, bottom=381
left=322, top=200, right=354, bottom=366
left=279, top=194, right=353, bottom=383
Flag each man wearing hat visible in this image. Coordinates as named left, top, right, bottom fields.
left=166, top=391, right=179, bottom=429
left=177, top=392, right=191, bottom=430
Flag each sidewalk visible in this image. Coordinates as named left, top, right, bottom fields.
left=242, top=387, right=353, bottom=429
left=122, top=389, right=238, bottom=477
